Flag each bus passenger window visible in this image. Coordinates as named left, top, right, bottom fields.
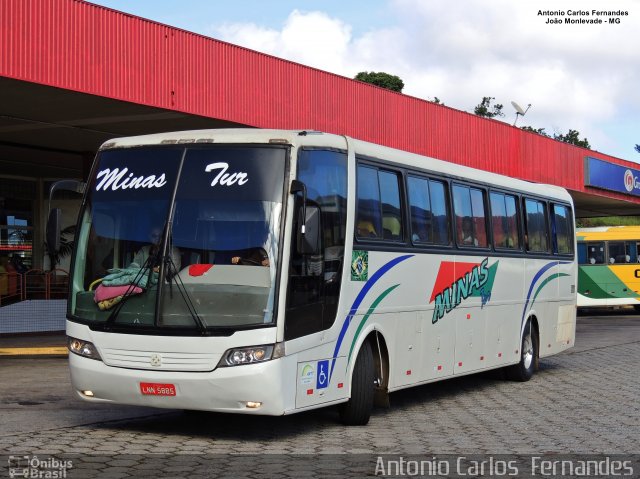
left=453, top=184, right=488, bottom=247
left=356, top=166, right=381, bottom=239
left=408, top=176, right=431, bottom=243
left=408, top=176, right=450, bottom=246
left=356, top=165, right=403, bottom=242
left=627, top=242, right=639, bottom=263
left=552, top=204, right=573, bottom=254
left=379, top=171, right=403, bottom=241
left=524, top=199, right=548, bottom=252
left=587, top=242, right=605, bottom=264
left=577, top=242, right=588, bottom=264
left=608, top=241, right=625, bottom=264
left=490, top=192, right=520, bottom=249
left=429, top=181, right=450, bottom=245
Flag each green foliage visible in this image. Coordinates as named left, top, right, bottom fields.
left=521, top=126, right=550, bottom=136
left=431, top=97, right=444, bottom=105
left=522, top=126, right=591, bottom=149
left=473, top=96, right=504, bottom=118
left=576, top=216, right=640, bottom=227
left=354, top=71, right=404, bottom=93
left=553, top=129, right=590, bottom=149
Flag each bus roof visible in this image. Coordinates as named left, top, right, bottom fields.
left=100, top=128, right=573, bottom=204
left=577, top=226, right=640, bottom=241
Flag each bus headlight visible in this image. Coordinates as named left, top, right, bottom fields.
left=68, top=337, right=102, bottom=361
left=218, top=342, right=285, bottom=367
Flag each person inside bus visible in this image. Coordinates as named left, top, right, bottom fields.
left=461, top=217, right=478, bottom=246
left=357, top=218, right=377, bottom=238
left=500, top=234, right=516, bottom=248
left=231, top=247, right=269, bottom=267
left=134, top=228, right=181, bottom=272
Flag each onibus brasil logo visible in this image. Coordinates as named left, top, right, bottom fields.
left=429, top=258, right=499, bottom=324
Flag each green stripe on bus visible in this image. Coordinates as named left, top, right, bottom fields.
left=346, top=284, right=400, bottom=370
left=530, top=273, right=570, bottom=310
left=578, top=266, right=627, bottom=299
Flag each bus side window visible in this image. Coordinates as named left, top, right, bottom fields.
left=453, top=184, right=488, bottom=248
left=608, top=241, right=625, bottom=264
left=577, top=242, right=587, bottom=264
left=551, top=204, right=573, bottom=254
left=491, top=192, right=520, bottom=249
left=408, top=176, right=431, bottom=243
left=356, top=165, right=382, bottom=239
left=524, top=198, right=549, bottom=252
left=379, top=171, right=403, bottom=241
left=408, top=176, right=451, bottom=246
left=429, top=180, right=450, bottom=245
left=629, top=242, right=640, bottom=263
left=356, top=164, right=403, bottom=242
left=587, top=242, right=605, bottom=264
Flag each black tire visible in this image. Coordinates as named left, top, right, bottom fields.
left=339, top=340, right=375, bottom=425
left=505, top=320, right=538, bottom=382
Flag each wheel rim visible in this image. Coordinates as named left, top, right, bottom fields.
left=522, top=331, right=534, bottom=370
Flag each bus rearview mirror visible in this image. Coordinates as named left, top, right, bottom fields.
left=46, top=208, right=62, bottom=254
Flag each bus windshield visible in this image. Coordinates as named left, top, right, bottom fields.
left=70, top=145, right=287, bottom=333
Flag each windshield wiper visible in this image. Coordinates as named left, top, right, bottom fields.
left=163, top=255, right=208, bottom=334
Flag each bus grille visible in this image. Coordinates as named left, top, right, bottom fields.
left=101, top=348, right=220, bottom=372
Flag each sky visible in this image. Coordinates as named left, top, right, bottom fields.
left=87, top=0, right=640, bottom=162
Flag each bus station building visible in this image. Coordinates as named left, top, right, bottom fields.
left=1, top=0, right=640, bottom=333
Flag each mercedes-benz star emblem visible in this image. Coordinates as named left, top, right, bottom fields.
left=150, top=353, right=162, bottom=367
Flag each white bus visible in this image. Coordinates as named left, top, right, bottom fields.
left=58, top=129, right=577, bottom=425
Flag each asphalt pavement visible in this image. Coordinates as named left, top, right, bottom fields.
left=0, top=311, right=638, bottom=477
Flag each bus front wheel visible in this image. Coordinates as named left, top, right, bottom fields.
left=339, top=340, right=375, bottom=425
left=505, top=320, right=538, bottom=382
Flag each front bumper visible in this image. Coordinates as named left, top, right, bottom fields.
left=69, top=352, right=288, bottom=415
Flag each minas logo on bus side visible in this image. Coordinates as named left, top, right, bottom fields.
left=429, top=258, right=499, bottom=324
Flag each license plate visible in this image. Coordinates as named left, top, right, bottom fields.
left=140, top=382, right=176, bottom=396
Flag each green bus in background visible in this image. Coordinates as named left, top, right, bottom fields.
left=577, top=226, right=640, bottom=309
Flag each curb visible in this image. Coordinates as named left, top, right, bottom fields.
left=0, top=347, right=68, bottom=358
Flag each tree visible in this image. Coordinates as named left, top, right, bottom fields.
left=473, top=96, right=504, bottom=118
left=576, top=216, right=640, bottom=228
left=521, top=126, right=550, bottom=137
left=522, top=126, right=592, bottom=148
left=553, top=129, right=590, bottom=149
left=354, top=71, right=404, bottom=93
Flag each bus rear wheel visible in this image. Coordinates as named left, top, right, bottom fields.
left=339, top=340, right=375, bottom=426
left=505, top=320, right=538, bottom=382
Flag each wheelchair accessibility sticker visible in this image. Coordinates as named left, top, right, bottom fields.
left=316, top=360, right=329, bottom=389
